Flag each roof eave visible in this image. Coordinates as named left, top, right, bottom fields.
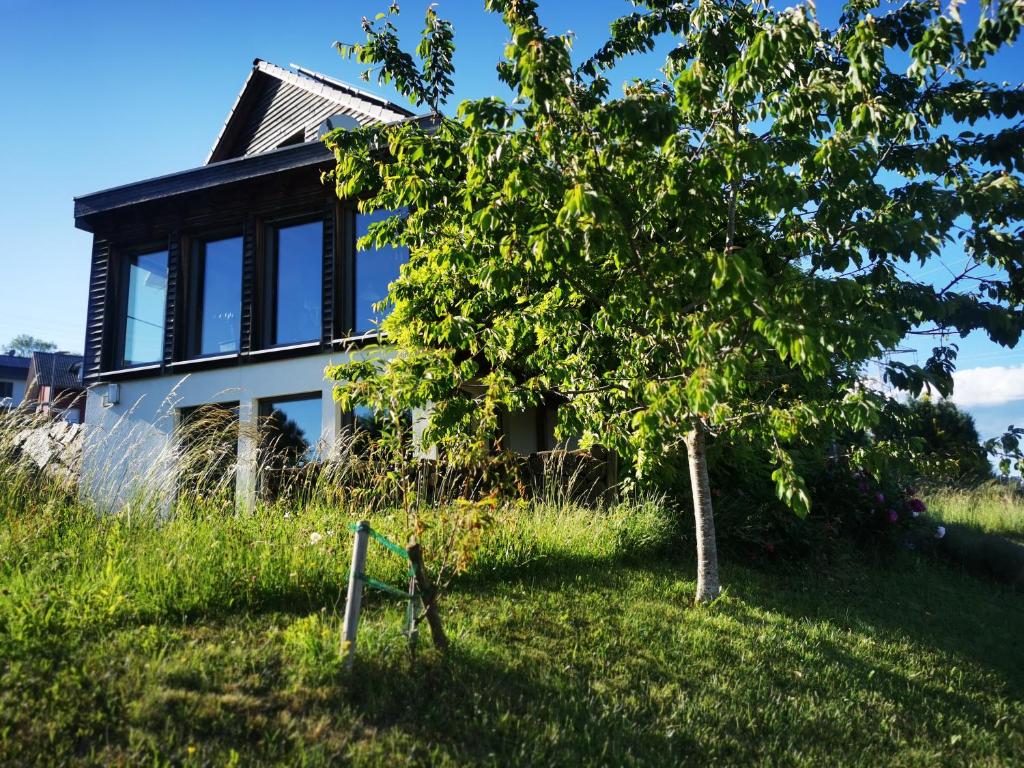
left=73, top=141, right=334, bottom=230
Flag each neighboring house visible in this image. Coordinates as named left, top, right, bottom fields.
left=22, top=351, right=86, bottom=423
left=73, top=59, right=551, bottom=509
left=0, top=354, right=30, bottom=410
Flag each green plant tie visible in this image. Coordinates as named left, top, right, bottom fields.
left=355, top=572, right=413, bottom=600
left=347, top=522, right=415, bottom=577
left=370, top=529, right=411, bottom=562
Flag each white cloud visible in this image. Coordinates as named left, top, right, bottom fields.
left=951, top=365, right=1024, bottom=407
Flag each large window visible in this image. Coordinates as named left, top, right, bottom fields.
left=191, top=235, right=242, bottom=357
left=265, top=219, right=323, bottom=347
left=259, top=393, right=322, bottom=499
left=177, top=403, right=239, bottom=499
left=355, top=209, right=408, bottom=335
left=259, top=394, right=323, bottom=467
left=120, top=249, right=168, bottom=367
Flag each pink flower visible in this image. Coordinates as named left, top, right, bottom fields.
left=908, top=498, right=926, bottom=514
left=875, top=492, right=886, bottom=505
left=887, top=509, right=899, bottom=524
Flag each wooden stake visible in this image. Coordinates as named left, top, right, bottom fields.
left=342, top=520, right=370, bottom=667
left=407, top=541, right=449, bottom=652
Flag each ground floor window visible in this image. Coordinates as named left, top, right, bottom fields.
left=258, top=393, right=322, bottom=499
left=177, top=402, right=239, bottom=503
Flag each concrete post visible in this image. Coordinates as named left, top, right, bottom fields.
left=235, top=398, right=258, bottom=513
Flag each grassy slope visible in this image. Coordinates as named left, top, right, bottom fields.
left=927, top=486, right=1024, bottom=542
left=1, top=502, right=1022, bottom=766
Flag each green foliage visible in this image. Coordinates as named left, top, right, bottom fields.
left=324, top=0, right=1024, bottom=521
left=876, top=396, right=994, bottom=487
left=4, top=334, right=56, bottom=357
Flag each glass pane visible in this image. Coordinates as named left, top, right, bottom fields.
left=355, top=209, right=408, bottom=334
left=123, top=250, right=168, bottom=366
left=262, top=395, right=322, bottom=467
left=274, top=221, right=322, bottom=345
left=198, top=236, right=242, bottom=355
left=178, top=403, right=239, bottom=499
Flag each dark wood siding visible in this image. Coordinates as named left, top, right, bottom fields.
left=163, top=230, right=181, bottom=366
left=233, top=80, right=356, bottom=158
left=240, top=215, right=257, bottom=355
left=321, top=200, right=336, bottom=344
left=82, top=165, right=347, bottom=380
left=83, top=238, right=111, bottom=380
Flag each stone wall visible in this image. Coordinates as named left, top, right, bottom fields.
left=10, top=420, right=84, bottom=482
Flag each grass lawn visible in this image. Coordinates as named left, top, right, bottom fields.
left=926, top=486, right=1024, bottom=543
left=1, top=501, right=1022, bottom=766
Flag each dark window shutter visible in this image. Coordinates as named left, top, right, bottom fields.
left=322, top=200, right=335, bottom=345
left=83, top=238, right=111, bottom=380
left=163, top=230, right=180, bottom=366
left=240, top=216, right=257, bottom=353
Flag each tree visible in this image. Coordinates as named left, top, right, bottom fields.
left=326, top=0, right=1024, bottom=602
left=877, top=395, right=993, bottom=486
left=6, top=335, right=56, bottom=357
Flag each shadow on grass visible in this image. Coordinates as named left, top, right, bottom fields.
left=453, top=545, right=1024, bottom=697
left=722, top=551, right=1024, bottom=698
left=340, top=644, right=704, bottom=765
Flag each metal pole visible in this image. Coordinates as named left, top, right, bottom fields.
left=342, top=520, right=371, bottom=667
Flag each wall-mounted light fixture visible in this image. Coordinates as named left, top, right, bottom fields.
left=102, top=383, right=120, bottom=408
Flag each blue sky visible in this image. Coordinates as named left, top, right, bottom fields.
left=0, top=0, right=1020, bottom=443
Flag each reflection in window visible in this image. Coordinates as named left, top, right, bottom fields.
left=344, top=404, right=414, bottom=459
left=122, top=250, right=168, bottom=366
left=355, top=209, right=408, bottom=335
left=271, top=220, right=322, bottom=346
left=260, top=395, right=322, bottom=466
left=351, top=404, right=413, bottom=441
left=196, top=236, right=242, bottom=356
left=259, top=394, right=322, bottom=499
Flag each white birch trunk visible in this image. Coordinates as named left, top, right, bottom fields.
left=685, top=420, right=721, bottom=604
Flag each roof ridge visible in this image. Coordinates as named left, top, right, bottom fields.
left=206, top=58, right=414, bottom=164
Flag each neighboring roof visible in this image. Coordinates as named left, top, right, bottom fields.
left=0, top=354, right=30, bottom=381
left=206, top=59, right=415, bottom=164
left=25, top=352, right=85, bottom=396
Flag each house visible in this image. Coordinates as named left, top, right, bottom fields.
left=22, top=351, right=86, bottom=423
left=73, top=59, right=554, bottom=509
left=0, top=354, right=30, bottom=410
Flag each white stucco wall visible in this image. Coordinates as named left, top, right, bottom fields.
left=81, top=350, right=377, bottom=511
left=0, top=378, right=26, bottom=405
left=81, top=346, right=565, bottom=511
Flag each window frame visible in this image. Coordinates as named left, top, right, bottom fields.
left=181, top=227, right=244, bottom=361
left=112, top=242, right=170, bottom=371
left=258, top=212, right=326, bottom=351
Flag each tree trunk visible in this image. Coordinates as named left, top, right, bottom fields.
left=685, top=420, right=721, bottom=604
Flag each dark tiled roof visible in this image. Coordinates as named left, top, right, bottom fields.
left=26, top=352, right=85, bottom=391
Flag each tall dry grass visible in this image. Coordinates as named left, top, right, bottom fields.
left=925, top=483, right=1024, bottom=541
